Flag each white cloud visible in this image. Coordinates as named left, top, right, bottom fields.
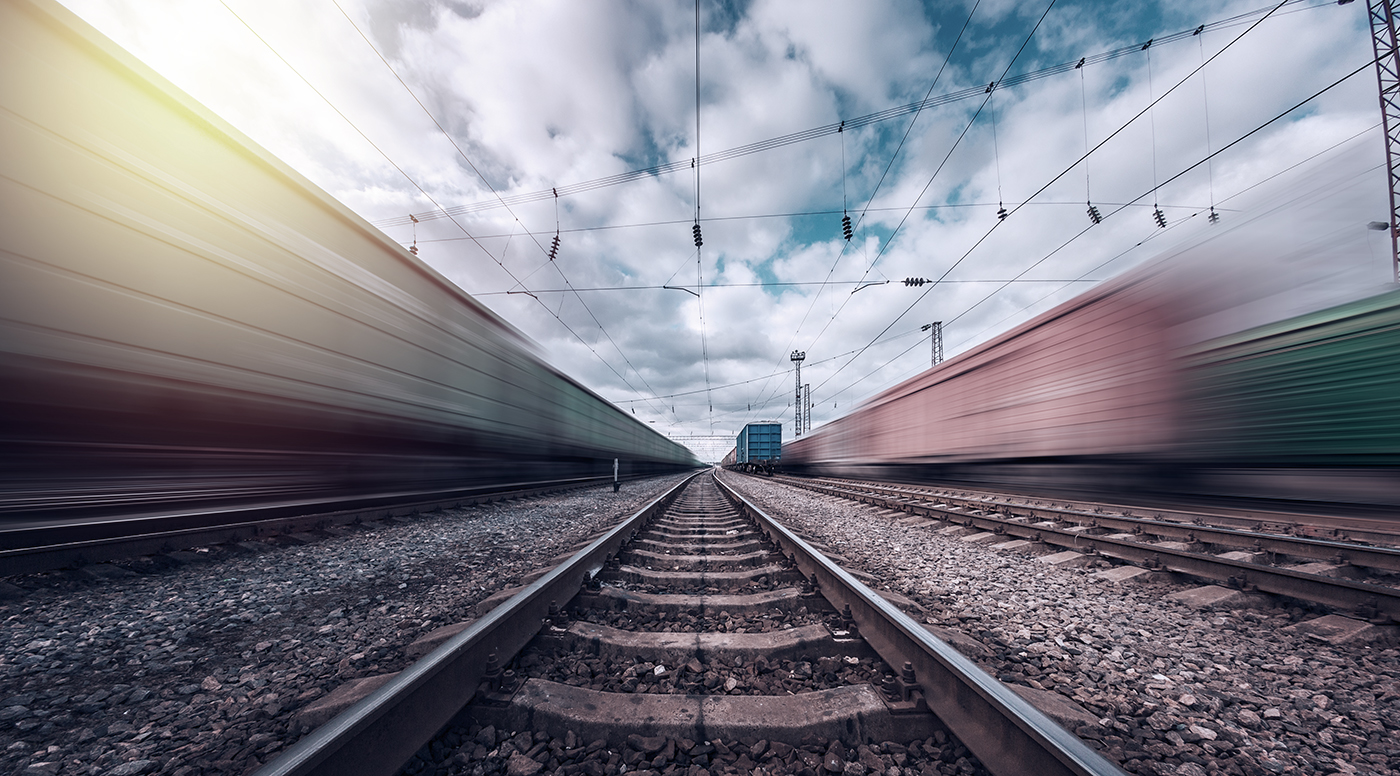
left=59, top=0, right=1387, bottom=448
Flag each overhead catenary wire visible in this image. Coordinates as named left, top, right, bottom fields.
left=949, top=125, right=1381, bottom=353
left=326, top=0, right=670, bottom=416
left=822, top=126, right=1384, bottom=418
left=471, top=278, right=1102, bottom=296
left=809, top=0, right=1300, bottom=397
left=798, top=0, right=1058, bottom=383
left=1080, top=60, right=1103, bottom=224
left=415, top=200, right=1226, bottom=245
left=1146, top=40, right=1167, bottom=228
left=369, top=0, right=1329, bottom=232
left=1199, top=28, right=1220, bottom=223
left=694, top=0, right=714, bottom=428
left=814, top=52, right=1373, bottom=408
left=739, top=0, right=983, bottom=428
left=223, top=0, right=670, bottom=418
left=990, top=81, right=1007, bottom=221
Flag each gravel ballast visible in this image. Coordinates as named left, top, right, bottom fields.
left=0, top=474, right=690, bottom=776
left=720, top=472, right=1400, bottom=776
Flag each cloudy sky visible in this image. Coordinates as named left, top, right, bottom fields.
left=60, top=0, right=1392, bottom=459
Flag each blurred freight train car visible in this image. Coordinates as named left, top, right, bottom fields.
left=0, top=0, right=699, bottom=521
left=783, top=266, right=1400, bottom=509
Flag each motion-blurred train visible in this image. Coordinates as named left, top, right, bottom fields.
left=0, top=0, right=699, bottom=520
left=784, top=264, right=1400, bottom=509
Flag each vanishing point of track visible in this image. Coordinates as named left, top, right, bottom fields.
left=254, top=472, right=1124, bottom=776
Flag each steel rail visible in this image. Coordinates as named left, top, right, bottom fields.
left=777, top=477, right=1400, bottom=623
left=0, top=473, right=671, bottom=577
left=251, top=471, right=702, bottom=776
left=713, top=475, right=1127, bottom=776
left=785, top=477, right=1400, bottom=573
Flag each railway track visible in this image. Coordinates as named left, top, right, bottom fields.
left=0, top=474, right=652, bottom=577
left=771, top=475, right=1400, bottom=624
left=792, top=477, right=1400, bottom=547
left=256, top=472, right=1124, bottom=776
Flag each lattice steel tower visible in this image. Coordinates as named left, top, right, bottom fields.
left=923, top=322, right=944, bottom=367
left=1368, top=0, right=1400, bottom=282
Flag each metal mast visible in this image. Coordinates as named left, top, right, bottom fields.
left=1368, top=0, right=1400, bottom=282
left=923, top=322, right=944, bottom=367
left=790, top=350, right=805, bottom=436
left=802, top=384, right=811, bottom=434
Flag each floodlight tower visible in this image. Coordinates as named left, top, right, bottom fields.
left=790, top=350, right=805, bottom=436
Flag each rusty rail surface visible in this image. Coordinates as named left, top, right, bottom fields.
left=775, top=475, right=1400, bottom=624
left=714, top=475, right=1126, bottom=776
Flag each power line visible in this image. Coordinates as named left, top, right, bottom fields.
left=801, top=0, right=1060, bottom=393
left=368, top=0, right=1328, bottom=231
left=469, top=278, right=1101, bottom=296
left=814, top=58, right=1376, bottom=411
left=694, top=0, right=713, bottom=429
left=414, top=200, right=1221, bottom=242
left=811, top=0, right=1296, bottom=396
left=945, top=125, right=1383, bottom=350
left=739, top=0, right=983, bottom=429
left=327, top=0, right=668, bottom=417
left=219, top=0, right=671, bottom=417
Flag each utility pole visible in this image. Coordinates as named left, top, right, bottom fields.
left=790, top=350, right=805, bottom=436
left=922, top=322, right=944, bottom=367
left=1367, top=0, right=1400, bottom=282
left=802, top=384, right=811, bottom=433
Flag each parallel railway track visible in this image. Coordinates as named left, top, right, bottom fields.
left=793, top=477, right=1400, bottom=547
left=772, top=475, right=1400, bottom=624
left=255, top=472, right=1124, bottom=776
left=0, top=474, right=656, bottom=577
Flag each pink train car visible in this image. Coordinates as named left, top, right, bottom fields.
left=785, top=266, right=1191, bottom=491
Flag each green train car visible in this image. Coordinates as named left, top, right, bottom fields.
left=1184, top=289, right=1400, bottom=503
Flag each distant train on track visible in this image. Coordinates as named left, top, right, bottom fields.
left=0, top=0, right=699, bottom=520
left=783, top=268, right=1400, bottom=508
left=720, top=422, right=782, bottom=474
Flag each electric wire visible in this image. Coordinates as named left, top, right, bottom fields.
left=470, top=278, right=1100, bottom=296
left=220, top=0, right=666, bottom=416
left=1199, top=31, right=1219, bottom=221
left=415, top=200, right=1227, bottom=244
left=328, top=0, right=669, bottom=415
left=739, top=0, right=982, bottom=428
left=369, top=0, right=1329, bottom=231
left=990, top=82, right=1006, bottom=218
left=814, top=57, right=1374, bottom=409
left=809, top=0, right=1301, bottom=396
left=695, top=0, right=714, bottom=428
left=1081, top=66, right=1091, bottom=201
left=946, top=124, right=1383, bottom=351
left=1146, top=41, right=1162, bottom=221
left=797, top=0, right=1058, bottom=391
left=825, top=147, right=1385, bottom=420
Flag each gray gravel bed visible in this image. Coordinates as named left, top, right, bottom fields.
left=604, top=575, right=790, bottom=595
left=516, top=648, right=891, bottom=696
left=0, top=474, right=690, bottom=776
left=402, top=719, right=989, bottom=776
left=721, top=472, right=1400, bottom=776
left=574, top=603, right=828, bottom=635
